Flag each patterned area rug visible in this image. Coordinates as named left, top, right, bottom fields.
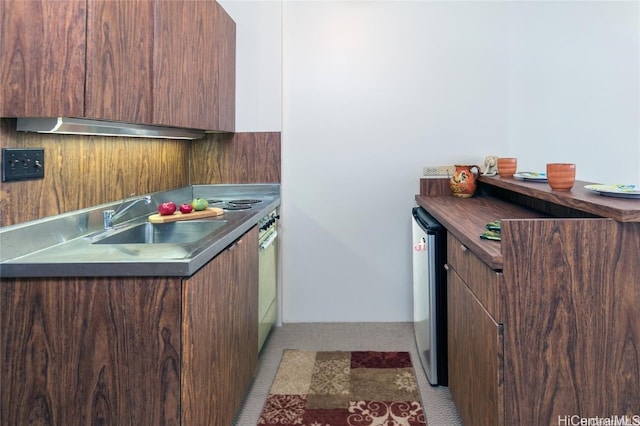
left=258, top=350, right=427, bottom=426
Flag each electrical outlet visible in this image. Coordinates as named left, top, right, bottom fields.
left=423, top=165, right=455, bottom=176
left=2, top=148, right=45, bottom=182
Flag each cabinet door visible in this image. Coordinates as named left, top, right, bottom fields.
left=215, top=4, right=236, bottom=132
left=182, top=226, right=259, bottom=425
left=448, top=269, right=504, bottom=426
left=1, top=0, right=86, bottom=117
left=1, top=277, right=182, bottom=425
left=154, top=0, right=234, bottom=131
left=85, top=0, right=154, bottom=124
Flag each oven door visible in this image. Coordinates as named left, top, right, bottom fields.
left=258, top=226, right=277, bottom=352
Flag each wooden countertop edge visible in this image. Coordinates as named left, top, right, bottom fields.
left=416, top=175, right=640, bottom=271
left=415, top=195, right=508, bottom=269
left=478, top=176, right=640, bottom=222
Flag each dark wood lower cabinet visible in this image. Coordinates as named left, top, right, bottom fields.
left=182, top=227, right=258, bottom=425
left=417, top=177, right=640, bottom=425
left=1, top=277, right=182, bottom=425
left=447, top=269, right=503, bottom=426
left=0, top=227, right=258, bottom=425
left=501, top=219, right=640, bottom=423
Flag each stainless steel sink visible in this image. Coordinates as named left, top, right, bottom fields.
left=93, top=220, right=227, bottom=245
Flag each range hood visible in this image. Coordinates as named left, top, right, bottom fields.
left=16, top=117, right=206, bottom=140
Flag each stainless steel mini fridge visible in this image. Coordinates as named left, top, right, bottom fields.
left=411, top=206, right=448, bottom=386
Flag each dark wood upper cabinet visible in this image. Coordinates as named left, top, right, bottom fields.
left=1, top=0, right=235, bottom=132
left=85, top=0, right=155, bottom=124
left=0, top=0, right=86, bottom=117
left=215, top=3, right=236, bottom=132
left=154, top=1, right=235, bottom=131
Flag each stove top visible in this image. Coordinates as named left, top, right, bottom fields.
left=229, top=199, right=262, bottom=205
left=207, top=198, right=263, bottom=211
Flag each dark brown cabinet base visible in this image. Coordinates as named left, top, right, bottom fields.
left=447, top=261, right=503, bottom=426
left=417, top=177, right=640, bottom=425
left=1, top=277, right=182, bottom=424
left=1, top=227, right=258, bottom=425
left=182, top=227, right=258, bottom=425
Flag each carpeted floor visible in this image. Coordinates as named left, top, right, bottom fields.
left=234, top=323, right=462, bottom=426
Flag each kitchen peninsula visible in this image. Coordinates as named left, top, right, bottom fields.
left=416, top=176, right=640, bottom=426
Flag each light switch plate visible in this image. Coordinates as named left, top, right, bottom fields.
left=2, top=148, right=45, bottom=182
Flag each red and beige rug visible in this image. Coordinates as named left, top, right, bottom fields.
left=258, top=350, right=427, bottom=426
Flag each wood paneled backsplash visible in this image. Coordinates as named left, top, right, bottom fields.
left=0, top=118, right=281, bottom=227
left=0, top=118, right=189, bottom=226
left=190, top=132, right=281, bottom=184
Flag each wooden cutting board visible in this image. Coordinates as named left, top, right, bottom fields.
left=148, top=207, right=224, bottom=223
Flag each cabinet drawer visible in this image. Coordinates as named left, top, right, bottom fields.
left=448, top=269, right=504, bottom=426
left=447, top=233, right=503, bottom=323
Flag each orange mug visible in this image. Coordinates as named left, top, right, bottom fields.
left=497, top=158, right=517, bottom=178
left=546, top=163, right=576, bottom=191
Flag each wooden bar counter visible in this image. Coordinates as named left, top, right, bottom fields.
left=416, top=176, right=640, bottom=426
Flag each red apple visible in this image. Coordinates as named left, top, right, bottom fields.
left=179, top=203, right=193, bottom=214
left=158, top=201, right=176, bottom=216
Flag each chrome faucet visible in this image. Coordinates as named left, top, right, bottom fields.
left=103, top=195, right=152, bottom=229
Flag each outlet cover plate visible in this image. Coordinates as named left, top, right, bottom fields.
left=423, top=165, right=455, bottom=176
left=2, top=148, right=45, bottom=182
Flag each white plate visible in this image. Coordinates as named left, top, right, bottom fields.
left=584, top=184, right=640, bottom=199
left=513, top=172, right=547, bottom=182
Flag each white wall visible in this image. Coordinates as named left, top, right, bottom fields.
left=282, top=1, right=509, bottom=322
left=221, top=1, right=640, bottom=323
left=505, top=1, right=640, bottom=184
left=219, top=0, right=282, bottom=132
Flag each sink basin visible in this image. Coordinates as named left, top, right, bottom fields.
left=93, top=220, right=227, bottom=245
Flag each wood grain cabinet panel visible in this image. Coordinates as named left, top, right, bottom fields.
left=155, top=0, right=223, bottom=130
left=1, top=227, right=259, bottom=425
left=0, top=0, right=86, bottom=117
left=501, top=219, right=640, bottom=424
left=182, top=226, right=259, bottom=425
left=447, top=233, right=503, bottom=322
left=447, top=269, right=504, bottom=426
left=215, top=4, right=236, bottom=132
left=418, top=178, right=640, bottom=426
left=446, top=231, right=504, bottom=426
left=85, top=0, right=154, bottom=123
left=0, top=277, right=182, bottom=425
left=1, top=0, right=235, bottom=132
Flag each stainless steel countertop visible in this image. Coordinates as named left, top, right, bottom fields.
left=0, top=184, right=280, bottom=278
